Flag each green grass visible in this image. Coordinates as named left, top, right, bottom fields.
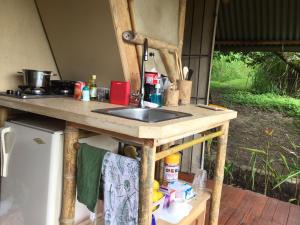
left=223, top=91, right=300, bottom=118
left=210, top=52, right=300, bottom=119
left=211, top=78, right=252, bottom=90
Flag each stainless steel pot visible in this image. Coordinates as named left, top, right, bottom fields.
left=20, top=69, right=52, bottom=88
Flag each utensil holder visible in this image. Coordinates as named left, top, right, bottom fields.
left=164, top=89, right=179, bottom=106
left=177, top=80, right=192, bottom=105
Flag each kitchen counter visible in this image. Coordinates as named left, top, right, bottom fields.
left=0, top=96, right=236, bottom=141
left=0, top=96, right=237, bottom=225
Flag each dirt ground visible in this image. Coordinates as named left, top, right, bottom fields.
left=210, top=89, right=300, bottom=166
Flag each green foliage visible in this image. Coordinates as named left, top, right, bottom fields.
left=223, top=91, right=300, bottom=118
left=212, top=52, right=253, bottom=84
left=205, top=130, right=300, bottom=204
left=212, top=52, right=300, bottom=96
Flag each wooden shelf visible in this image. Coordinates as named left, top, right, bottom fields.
left=156, top=190, right=211, bottom=225
left=79, top=190, right=211, bottom=225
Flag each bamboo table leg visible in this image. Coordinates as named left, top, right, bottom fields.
left=60, top=124, right=79, bottom=225
left=209, top=122, right=229, bottom=225
left=0, top=107, right=8, bottom=127
left=138, top=139, right=156, bottom=225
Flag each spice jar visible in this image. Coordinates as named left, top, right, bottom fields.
left=163, top=153, right=181, bottom=183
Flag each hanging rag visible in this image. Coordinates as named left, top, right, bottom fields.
left=102, top=152, right=139, bottom=225
left=76, top=143, right=108, bottom=212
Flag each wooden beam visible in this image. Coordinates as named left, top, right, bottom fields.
left=178, top=0, right=187, bottom=57
left=60, top=124, right=79, bottom=225
left=215, top=40, right=300, bottom=46
left=209, top=122, right=229, bottom=225
left=138, top=139, right=156, bottom=225
left=128, top=0, right=142, bottom=69
left=109, top=0, right=141, bottom=91
left=122, top=31, right=178, bottom=51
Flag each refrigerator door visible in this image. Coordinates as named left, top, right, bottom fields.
left=0, top=121, right=63, bottom=225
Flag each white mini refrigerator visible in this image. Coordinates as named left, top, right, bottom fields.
left=0, top=117, right=118, bottom=225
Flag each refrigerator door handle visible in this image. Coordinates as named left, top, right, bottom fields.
left=0, top=127, right=12, bottom=177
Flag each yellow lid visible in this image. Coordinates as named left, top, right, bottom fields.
left=165, top=153, right=181, bottom=165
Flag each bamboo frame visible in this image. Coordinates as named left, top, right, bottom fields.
left=155, top=130, right=224, bottom=161
left=0, top=106, right=230, bottom=225
left=60, top=125, right=79, bottom=225
left=122, top=31, right=178, bottom=51
left=138, top=140, right=157, bottom=225
left=126, top=0, right=187, bottom=83
left=209, top=122, right=229, bottom=225
left=0, top=107, right=8, bottom=127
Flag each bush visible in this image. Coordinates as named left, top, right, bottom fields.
left=212, top=53, right=253, bottom=83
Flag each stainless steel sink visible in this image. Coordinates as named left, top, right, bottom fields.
left=92, top=107, right=192, bottom=123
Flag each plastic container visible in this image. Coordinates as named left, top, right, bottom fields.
left=150, top=83, right=162, bottom=106
left=192, top=169, right=207, bottom=191
left=164, top=153, right=181, bottom=183
left=110, top=81, right=130, bottom=106
left=82, top=86, right=90, bottom=101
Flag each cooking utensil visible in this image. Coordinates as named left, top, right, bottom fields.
left=187, top=69, right=194, bottom=81
left=183, top=66, right=189, bottom=80
left=19, top=69, right=52, bottom=88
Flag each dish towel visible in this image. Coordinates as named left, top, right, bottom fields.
left=102, top=152, right=139, bottom=225
left=77, top=143, right=108, bottom=212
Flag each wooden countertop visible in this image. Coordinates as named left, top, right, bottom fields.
left=0, top=96, right=237, bottom=140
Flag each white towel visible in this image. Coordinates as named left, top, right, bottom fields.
left=102, top=152, right=139, bottom=225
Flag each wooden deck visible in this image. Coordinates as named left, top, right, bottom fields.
left=179, top=173, right=300, bottom=225
left=205, top=182, right=300, bottom=225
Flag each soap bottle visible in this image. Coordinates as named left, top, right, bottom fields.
left=150, top=83, right=162, bottom=106
left=82, top=86, right=90, bottom=101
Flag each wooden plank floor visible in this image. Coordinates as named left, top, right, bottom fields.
left=179, top=173, right=300, bottom=225
left=204, top=181, right=300, bottom=225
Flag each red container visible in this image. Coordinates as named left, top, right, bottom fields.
left=110, top=81, right=131, bottom=106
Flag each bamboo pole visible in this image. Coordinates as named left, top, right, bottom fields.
left=122, top=31, right=178, bottom=52
left=155, top=130, right=224, bottom=161
left=138, top=139, right=156, bottom=225
left=178, top=0, right=187, bottom=57
left=60, top=124, right=79, bottom=225
left=209, top=122, right=229, bottom=225
left=0, top=107, right=8, bottom=127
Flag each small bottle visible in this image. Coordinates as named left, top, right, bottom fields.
left=82, top=86, right=90, bottom=101
left=89, top=75, right=97, bottom=100
left=150, top=83, right=162, bottom=106
left=163, top=153, right=181, bottom=183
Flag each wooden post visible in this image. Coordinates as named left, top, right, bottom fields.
left=138, top=139, right=156, bottom=225
left=109, top=0, right=141, bottom=91
left=60, top=124, right=79, bottom=225
left=209, top=122, right=229, bottom=225
left=0, top=107, right=8, bottom=127
left=178, top=0, right=187, bottom=57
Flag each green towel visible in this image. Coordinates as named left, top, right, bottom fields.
left=76, top=143, right=108, bottom=212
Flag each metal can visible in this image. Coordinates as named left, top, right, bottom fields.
left=74, top=81, right=85, bottom=100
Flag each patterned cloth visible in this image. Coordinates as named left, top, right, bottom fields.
left=102, top=152, right=139, bottom=225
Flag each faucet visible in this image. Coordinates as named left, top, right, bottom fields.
left=139, top=38, right=148, bottom=108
